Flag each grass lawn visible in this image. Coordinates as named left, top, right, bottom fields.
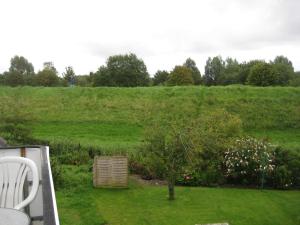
left=32, top=121, right=143, bottom=150
left=32, top=120, right=300, bottom=151
left=56, top=166, right=300, bottom=225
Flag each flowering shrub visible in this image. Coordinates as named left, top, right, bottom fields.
left=224, top=137, right=276, bottom=186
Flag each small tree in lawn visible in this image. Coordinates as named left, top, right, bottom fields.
left=143, top=120, right=196, bottom=200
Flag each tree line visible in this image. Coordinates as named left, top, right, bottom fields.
left=1, top=54, right=299, bottom=87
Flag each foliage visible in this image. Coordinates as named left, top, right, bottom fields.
left=3, top=71, right=24, bottom=86
left=224, top=137, right=276, bottom=187
left=93, top=53, right=150, bottom=87
left=167, top=66, right=194, bottom=86
left=203, top=56, right=225, bottom=85
left=219, top=58, right=241, bottom=85
left=50, top=156, right=64, bottom=189
left=176, top=110, right=243, bottom=186
left=237, top=60, right=263, bottom=84
left=141, top=108, right=242, bottom=199
left=63, top=66, right=76, bottom=86
left=142, top=119, right=197, bottom=200
left=270, top=56, right=294, bottom=86
left=289, top=71, right=300, bottom=86
left=9, top=55, right=34, bottom=75
left=152, top=70, right=169, bottom=86
left=272, top=147, right=300, bottom=189
left=43, top=62, right=58, bottom=74
left=75, top=75, right=92, bottom=86
left=183, top=58, right=202, bottom=85
left=36, top=68, right=60, bottom=86
left=5, top=55, right=35, bottom=86
left=247, top=62, right=277, bottom=86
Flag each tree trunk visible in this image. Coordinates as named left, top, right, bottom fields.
left=168, top=180, right=175, bottom=200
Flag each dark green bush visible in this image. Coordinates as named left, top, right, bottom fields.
left=50, top=156, right=63, bottom=189
left=271, top=147, right=300, bottom=189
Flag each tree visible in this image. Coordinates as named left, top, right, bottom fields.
left=142, top=108, right=242, bottom=200
left=143, top=120, right=196, bottom=200
left=43, top=62, right=57, bottom=74
left=247, top=62, right=276, bottom=86
left=219, top=58, right=241, bottom=85
left=75, top=75, right=93, bottom=87
left=270, top=56, right=294, bottom=85
left=153, top=70, right=169, bottom=86
left=93, top=53, right=150, bottom=87
left=238, top=60, right=263, bottom=84
left=36, top=69, right=59, bottom=86
left=63, top=66, right=76, bottom=86
left=0, top=73, right=4, bottom=85
left=4, top=55, right=35, bottom=86
left=3, top=71, right=24, bottom=86
left=289, top=71, right=300, bottom=86
left=9, top=55, right=34, bottom=76
left=183, top=58, right=201, bottom=85
left=203, top=56, right=225, bottom=85
left=167, top=66, right=194, bottom=86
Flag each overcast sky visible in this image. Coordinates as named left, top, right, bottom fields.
left=0, top=0, right=299, bottom=76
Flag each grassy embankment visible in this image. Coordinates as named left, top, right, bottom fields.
left=0, top=85, right=299, bottom=150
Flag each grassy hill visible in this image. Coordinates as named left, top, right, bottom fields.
left=1, top=85, right=300, bottom=150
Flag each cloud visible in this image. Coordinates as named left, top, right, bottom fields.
left=0, top=0, right=299, bottom=74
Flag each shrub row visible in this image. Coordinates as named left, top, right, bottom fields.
left=130, top=137, right=300, bottom=190
left=45, top=137, right=300, bottom=190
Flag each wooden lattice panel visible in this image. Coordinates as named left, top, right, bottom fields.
left=93, top=156, right=128, bottom=188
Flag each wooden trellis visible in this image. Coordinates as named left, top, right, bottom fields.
left=93, top=156, right=128, bottom=188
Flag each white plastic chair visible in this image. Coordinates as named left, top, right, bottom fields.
left=0, top=156, right=39, bottom=210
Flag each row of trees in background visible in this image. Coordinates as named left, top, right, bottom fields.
left=1, top=54, right=300, bottom=87
left=0, top=56, right=76, bottom=87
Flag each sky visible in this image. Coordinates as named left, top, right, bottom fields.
left=0, top=0, right=299, bottom=76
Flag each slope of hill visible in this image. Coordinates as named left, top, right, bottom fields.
left=1, top=85, right=299, bottom=149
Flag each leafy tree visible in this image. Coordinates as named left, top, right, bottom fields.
left=167, top=66, right=194, bottom=86
left=273, top=55, right=294, bottom=68
left=3, top=71, right=24, bottom=86
left=183, top=58, right=201, bottom=85
left=247, top=62, right=276, bottom=86
left=93, top=66, right=110, bottom=86
left=142, top=108, right=242, bottom=200
left=76, top=75, right=93, bottom=87
left=4, top=56, right=35, bottom=86
left=63, top=66, right=76, bottom=86
left=143, top=120, right=196, bottom=200
left=270, top=56, right=294, bottom=85
left=219, top=58, right=241, bottom=85
left=93, top=53, right=150, bottom=87
left=153, top=70, right=169, bottom=86
left=9, top=55, right=34, bottom=76
left=0, top=73, right=4, bottom=85
left=238, top=60, right=263, bottom=84
left=43, top=62, right=58, bottom=74
left=289, top=71, right=300, bottom=86
left=36, top=69, right=59, bottom=86
left=203, top=56, right=225, bottom=85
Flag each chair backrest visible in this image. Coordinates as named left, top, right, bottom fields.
left=0, top=156, right=39, bottom=210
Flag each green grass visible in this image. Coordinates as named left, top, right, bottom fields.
left=1, top=85, right=300, bottom=150
left=249, top=128, right=300, bottom=151
left=56, top=166, right=300, bottom=225
left=32, top=121, right=143, bottom=149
